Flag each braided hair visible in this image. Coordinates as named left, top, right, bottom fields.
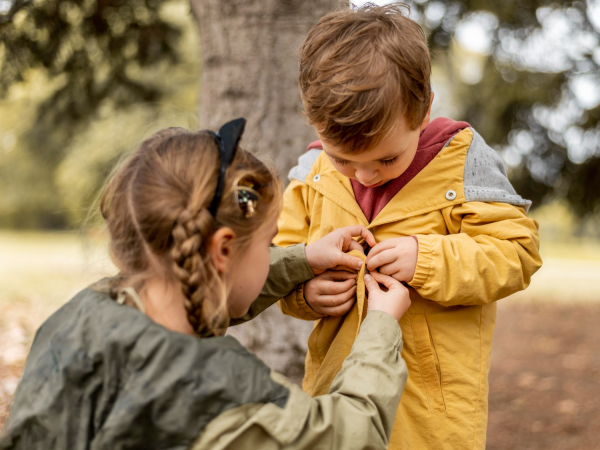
left=100, top=128, right=281, bottom=336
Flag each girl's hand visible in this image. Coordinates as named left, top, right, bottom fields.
left=304, top=270, right=357, bottom=316
left=305, top=225, right=376, bottom=275
left=364, top=272, right=411, bottom=322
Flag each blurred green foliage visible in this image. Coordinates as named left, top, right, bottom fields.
left=1, top=0, right=599, bottom=229
left=414, top=0, right=600, bottom=218
left=0, top=0, right=199, bottom=228
left=0, top=0, right=180, bottom=120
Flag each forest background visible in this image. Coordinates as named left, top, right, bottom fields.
left=1, top=0, right=600, bottom=448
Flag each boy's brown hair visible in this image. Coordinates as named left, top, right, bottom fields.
left=299, top=3, right=431, bottom=152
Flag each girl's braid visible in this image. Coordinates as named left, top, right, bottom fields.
left=171, top=207, right=216, bottom=335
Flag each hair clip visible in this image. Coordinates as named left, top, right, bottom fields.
left=207, top=118, right=247, bottom=217
left=237, top=187, right=259, bottom=218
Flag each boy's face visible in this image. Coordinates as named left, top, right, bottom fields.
left=319, top=101, right=432, bottom=187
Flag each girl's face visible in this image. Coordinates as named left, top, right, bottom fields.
left=226, top=218, right=278, bottom=318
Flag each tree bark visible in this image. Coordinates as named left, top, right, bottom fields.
left=191, top=0, right=344, bottom=380
left=191, top=0, right=343, bottom=176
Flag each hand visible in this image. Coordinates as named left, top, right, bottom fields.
left=304, top=270, right=357, bottom=316
left=366, top=237, right=418, bottom=283
left=364, top=272, right=411, bottom=321
left=305, top=225, right=376, bottom=275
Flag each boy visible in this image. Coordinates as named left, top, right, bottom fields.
left=274, top=4, right=542, bottom=450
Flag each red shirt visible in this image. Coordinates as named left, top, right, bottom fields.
left=307, top=117, right=470, bottom=222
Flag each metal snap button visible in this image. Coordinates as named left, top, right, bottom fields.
left=313, top=174, right=321, bottom=182
left=445, top=189, right=457, bottom=201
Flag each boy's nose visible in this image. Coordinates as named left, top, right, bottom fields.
left=355, top=168, right=378, bottom=185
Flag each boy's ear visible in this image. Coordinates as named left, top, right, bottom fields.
left=419, top=93, right=435, bottom=132
left=210, top=227, right=236, bottom=274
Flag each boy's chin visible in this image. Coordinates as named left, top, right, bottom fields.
left=357, top=179, right=388, bottom=188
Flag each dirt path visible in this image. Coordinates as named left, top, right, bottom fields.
left=487, top=302, right=600, bottom=449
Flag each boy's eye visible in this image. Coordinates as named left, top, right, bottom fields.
left=334, top=158, right=349, bottom=165
left=381, top=156, right=398, bottom=166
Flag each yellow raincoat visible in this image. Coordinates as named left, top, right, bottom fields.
left=274, top=127, right=542, bottom=449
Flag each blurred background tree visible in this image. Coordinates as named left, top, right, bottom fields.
left=1, top=0, right=599, bottom=229
left=0, top=0, right=197, bottom=228
left=412, top=0, right=600, bottom=222
left=191, top=0, right=340, bottom=172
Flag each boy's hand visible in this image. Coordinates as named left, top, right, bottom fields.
left=304, top=270, right=357, bottom=316
left=305, top=225, right=376, bottom=275
left=366, top=237, right=418, bottom=283
left=364, top=272, right=411, bottom=321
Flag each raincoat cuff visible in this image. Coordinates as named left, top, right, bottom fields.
left=281, top=243, right=315, bottom=285
left=409, top=234, right=436, bottom=289
left=361, top=311, right=403, bottom=349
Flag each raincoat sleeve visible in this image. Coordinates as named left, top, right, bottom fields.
left=273, top=180, right=326, bottom=321
left=230, top=244, right=314, bottom=325
left=410, top=201, right=542, bottom=306
left=191, top=311, right=407, bottom=450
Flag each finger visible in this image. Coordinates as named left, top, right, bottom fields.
left=377, top=263, right=410, bottom=282
left=370, top=271, right=405, bottom=291
left=320, top=270, right=357, bottom=281
left=365, top=239, right=397, bottom=262
left=329, top=265, right=359, bottom=273
left=363, top=273, right=383, bottom=294
left=321, top=278, right=356, bottom=295
left=320, top=297, right=356, bottom=316
left=354, top=226, right=377, bottom=248
left=334, top=252, right=365, bottom=271
left=340, top=225, right=376, bottom=251
left=348, top=239, right=364, bottom=253
left=366, top=249, right=397, bottom=271
left=318, top=285, right=357, bottom=306
left=377, top=262, right=399, bottom=276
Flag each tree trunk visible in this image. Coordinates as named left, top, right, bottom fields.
left=191, top=0, right=342, bottom=176
left=190, top=0, right=343, bottom=381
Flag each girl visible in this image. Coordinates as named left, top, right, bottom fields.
left=0, top=119, right=410, bottom=450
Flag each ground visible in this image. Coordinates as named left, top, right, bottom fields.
left=1, top=231, right=599, bottom=448
left=487, top=302, right=600, bottom=449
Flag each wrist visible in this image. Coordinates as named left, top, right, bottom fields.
left=304, top=243, right=322, bottom=276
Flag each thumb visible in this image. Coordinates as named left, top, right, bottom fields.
left=363, top=273, right=382, bottom=294
left=336, top=253, right=364, bottom=271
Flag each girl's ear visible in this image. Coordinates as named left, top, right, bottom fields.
left=210, top=227, right=237, bottom=274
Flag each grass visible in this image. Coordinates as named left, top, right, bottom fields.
left=504, top=231, right=600, bottom=305
left=0, top=230, right=115, bottom=310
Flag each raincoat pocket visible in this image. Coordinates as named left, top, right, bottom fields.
left=411, top=314, right=446, bottom=413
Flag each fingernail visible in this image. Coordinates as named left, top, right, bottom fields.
left=364, top=274, right=372, bottom=282
left=357, top=260, right=363, bottom=268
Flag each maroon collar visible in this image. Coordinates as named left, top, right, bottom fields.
left=350, top=117, right=470, bottom=222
